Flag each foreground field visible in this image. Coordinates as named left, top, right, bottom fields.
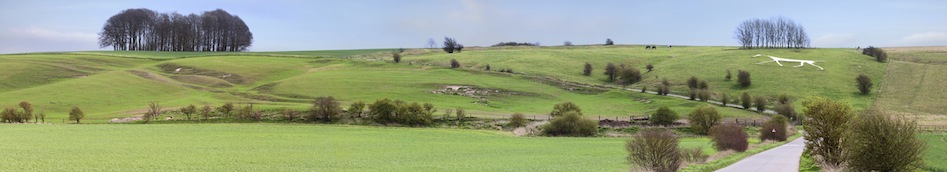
left=0, top=124, right=716, bottom=171
left=921, top=133, right=947, bottom=171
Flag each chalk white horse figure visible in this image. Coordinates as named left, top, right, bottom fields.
left=753, top=54, right=824, bottom=70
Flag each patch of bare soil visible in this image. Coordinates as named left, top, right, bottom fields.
left=128, top=70, right=170, bottom=83
left=431, top=85, right=534, bottom=106
left=513, top=121, right=547, bottom=136
left=109, top=114, right=144, bottom=123
left=156, top=63, right=246, bottom=84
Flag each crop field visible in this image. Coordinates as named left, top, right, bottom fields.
left=0, top=124, right=717, bottom=171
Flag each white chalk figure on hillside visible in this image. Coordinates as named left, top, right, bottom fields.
left=753, top=54, right=824, bottom=70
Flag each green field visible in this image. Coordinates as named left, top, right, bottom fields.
left=875, top=47, right=947, bottom=126
left=921, top=133, right=947, bottom=171
left=0, top=124, right=716, bottom=171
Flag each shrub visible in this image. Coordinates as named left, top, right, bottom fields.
left=856, top=74, right=872, bottom=95
left=509, top=113, right=527, bottom=127
left=774, top=102, right=797, bottom=120
left=144, top=102, right=161, bottom=122
left=861, top=46, right=887, bottom=62
left=754, top=97, right=767, bottom=113
left=484, top=64, right=490, bottom=71
left=802, top=97, right=853, bottom=166
left=310, top=96, right=342, bottom=122
left=550, top=102, right=582, bottom=117
left=626, top=129, right=681, bottom=172
left=283, top=109, right=300, bottom=122
left=442, top=37, right=458, bottom=53
left=369, top=99, right=434, bottom=126
left=605, top=38, right=614, bottom=45
left=697, top=89, right=711, bottom=102
left=843, top=110, right=925, bottom=171
left=238, top=104, right=254, bottom=120
left=641, top=86, right=647, bottom=93
left=725, top=69, right=732, bottom=81
left=721, top=93, right=730, bottom=106
left=688, top=89, right=697, bottom=100
left=200, top=105, right=212, bottom=120
left=650, top=106, right=679, bottom=126
left=455, top=108, right=466, bottom=122
left=543, top=111, right=597, bottom=136
left=69, top=107, right=84, bottom=124
left=618, top=67, right=642, bottom=86
left=776, top=94, right=791, bottom=104
left=563, top=41, right=573, bottom=46
left=737, top=70, right=751, bottom=87
left=392, top=51, right=401, bottom=63
left=710, top=123, right=749, bottom=152
left=450, top=59, right=460, bottom=68
left=646, top=64, right=654, bottom=72
left=18, top=101, right=32, bottom=123
left=583, top=62, right=592, bottom=76
left=604, top=63, right=617, bottom=82
left=740, top=92, right=752, bottom=109
left=180, top=104, right=196, bottom=120
left=217, top=102, right=234, bottom=117
left=687, top=76, right=699, bottom=89
left=679, top=147, right=709, bottom=164
left=1, top=108, right=16, bottom=123
left=348, top=101, right=366, bottom=118
left=760, top=115, right=788, bottom=141
left=657, top=85, right=670, bottom=96
left=370, top=99, right=398, bottom=123
left=491, top=42, right=537, bottom=47
left=688, top=106, right=721, bottom=135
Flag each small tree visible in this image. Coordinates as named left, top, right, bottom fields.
left=605, top=38, right=614, bottom=45
left=347, top=101, right=366, bottom=118
left=740, top=92, right=752, bottom=109
left=18, top=101, right=32, bottom=123
left=485, top=64, right=491, bottom=71
left=646, top=64, right=654, bottom=72
left=737, top=70, right=751, bottom=87
left=563, top=41, right=573, bottom=46
left=688, top=106, right=721, bottom=135
left=1, top=108, right=16, bottom=123
left=310, top=96, right=342, bottom=122
left=145, top=102, right=161, bottom=122
left=442, top=37, right=458, bottom=53
left=550, top=102, right=582, bottom=117
left=698, top=80, right=709, bottom=89
left=626, top=129, right=681, bottom=172
left=802, top=97, right=853, bottom=166
left=754, top=97, right=767, bottom=113
left=725, top=69, right=732, bottom=81
left=283, top=109, right=300, bottom=122
left=650, top=106, right=678, bottom=126
left=843, top=110, right=925, bottom=171
left=38, top=111, right=45, bottom=123
left=862, top=46, right=887, bottom=62
left=392, top=51, right=401, bottom=63
left=217, top=102, right=234, bottom=118
left=370, top=99, right=398, bottom=123
left=180, top=104, right=196, bottom=120
left=710, top=123, right=748, bottom=152
left=509, top=113, right=527, bottom=127
left=604, top=63, right=618, bottom=82
left=200, top=105, right=212, bottom=120
left=760, top=115, right=788, bottom=141
left=69, top=107, right=85, bottom=124
left=687, top=76, right=699, bottom=89
left=583, top=62, right=593, bottom=76
left=450, top=59, right=460, bottom=68
left=542, top=111, right=597, bottom=136
left=697, top=89, right=711, bottom=102
left=774, top=102, right=797, bottom=120
left=856, top=74, right=872, bottom=95
left=455, top=108, right=466, bottom=123
left=657, top=85, right=670, bottom=96
left=720, top=93, right=730, bottom=106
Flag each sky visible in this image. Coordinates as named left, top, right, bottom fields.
left=1, top=0, right=946, bottom=53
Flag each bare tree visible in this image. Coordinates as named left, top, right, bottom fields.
left=99, top=8, right=252, bottom=52
left=426, top=38, right=437, bottom=48
left=734, top=16, right=809, bottom=49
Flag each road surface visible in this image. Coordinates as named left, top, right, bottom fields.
left=716, top=137, right=806, bottom=172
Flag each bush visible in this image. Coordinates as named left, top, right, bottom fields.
left=737, top=70, right=751, bottom=87
left=773, top=102, right=797, bottom=120
left=856, top=74, right=872, bottom=95
left=347, top=101, right=366, bottom=118
left=1, top=108, right=16, bottom=123
left=491, top=42, right=537, bottom=47
left=760, top=115, right=788, bottom=141
left=679, top=147, right=708, bottom=164
left=688, top=106, right=721, bottom=135
left=688, top=89, right=697, bottom=100
left=725, top=69, right=732, bottom=81
left=283, top=109, right=301, bottom=122
left=687, top=76, right=699, bottom=89
left=861, top=46, right=887, bottom=62
left=802, top=97, right=853, bottom=166
left=754, top=97, right=767, bottom=113
left=657, top=85, right=670, bottom=96
left=200, top=105, right=212, bottom=120
left=646, top=64, right=654, bottom=72
left=721, top=93, right=730, bottom=106
left=369, top=99, right=434, bottom=126
left=618, top=67, right=642, bottom=86
left=563, top=41, right=573, bottom=46
left=650, top=106, right=678, bottom=126
left=740, top=92, right=752, bottom=109
left=550, top=102, right=582, bottom=117
left=217, top=102, right=234, bottom=117
left=484, top=64, right=490, bottom=71
left=605, top=38, right=614, bottom=45
left=542, top=111, right=597, bottom=136
left=710, top=123, right=749, bottom=152
left=450, top=59, right=460, bottom=68
left=180, top=104, right=196, bottom=120
left=392, top=51, right=401, bottom=63
left=18, top=101, right=32, bottom=123
left=310, top=96, right=342, bottom=122
left=843, top=110, right=925, bottom=171
left=697, top=89, right=711, bottom=102
left=698, top=80, right=709, bottom=89
left=582, top=62, right=592, bottom=76
left=509, top=113, right=527, bottom=127
left=626, top=129, right=681, bottom=172
left=442, top=37, right=458, bottom=53
left=144, top=102, right=161, bottom=123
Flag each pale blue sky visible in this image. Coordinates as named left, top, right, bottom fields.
left=1, top=0, right=945, bottom=53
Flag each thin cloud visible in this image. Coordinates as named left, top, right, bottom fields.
left=6, top=27, right=98, bottom=43
left=897, top=32, right=947, bottom=46
left=812, top=33, right=857, bottom=48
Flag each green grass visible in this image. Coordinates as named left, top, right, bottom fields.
left=875, top=47, right=947, bottom=126
left=921, top=132, right=947, bottom=171
left=408, top=46, right=884, bottom=110
left=0, top=124, right=715, bottom=171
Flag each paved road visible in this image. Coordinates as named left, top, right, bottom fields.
left=716, top=137, right=806, bottom=172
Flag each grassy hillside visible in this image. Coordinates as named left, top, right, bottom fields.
left=0, top=124, right=715, bottom=171
left=407, top=46, right=884, bottom=109
left=875, top=47, right=947, bottom=126
left=0, top=46, right=887, bottom=123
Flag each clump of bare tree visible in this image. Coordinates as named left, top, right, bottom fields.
left=862, top=46, right=887, bottom=62
left=734, top=16, right=810, bottom=49
left=98, top=8, right=253, bottom=52
left=605, top=38, right=614, bottom=45
left=442, top=37, right=463, bottom=53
